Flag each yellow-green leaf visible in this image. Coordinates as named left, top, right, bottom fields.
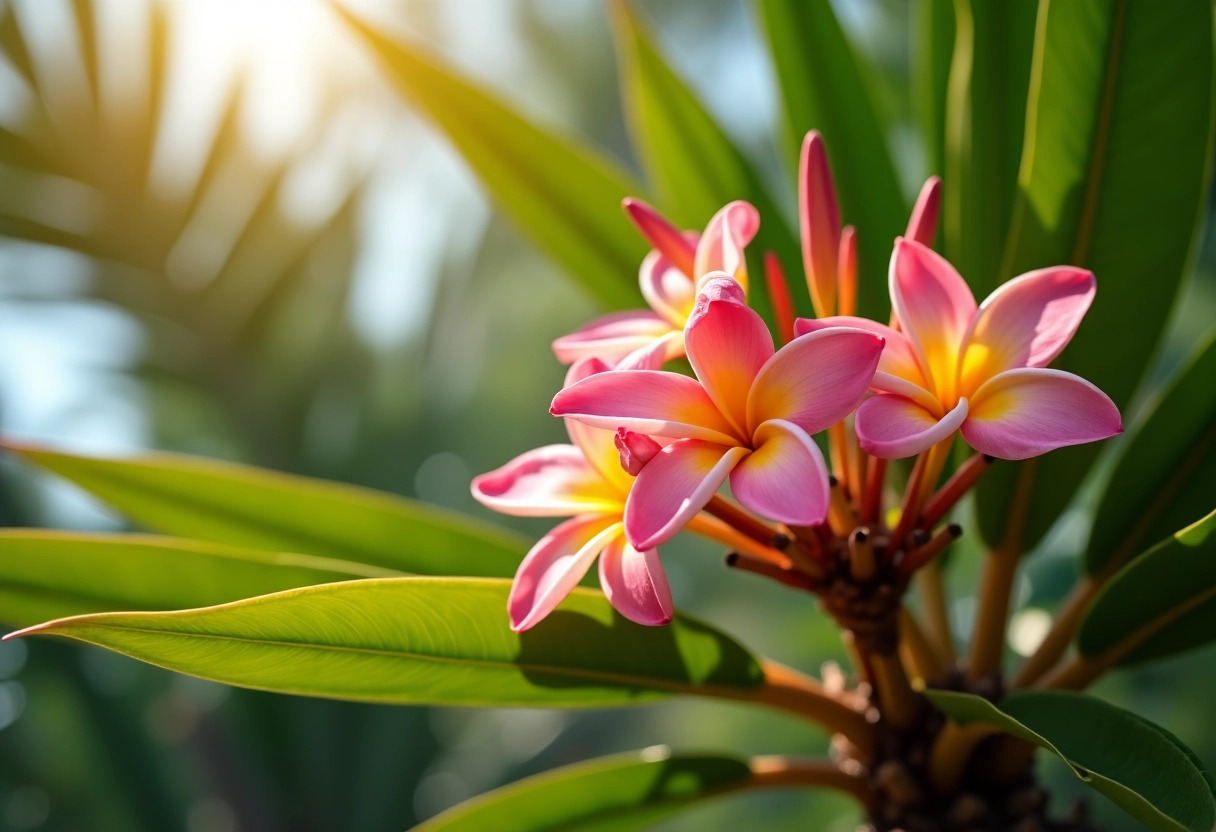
left=12, top=578, right=764, bottom=709
left=2, top=441, right=526, bottom=577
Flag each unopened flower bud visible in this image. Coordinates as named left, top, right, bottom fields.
left=615, top=428, right=661, bottom=476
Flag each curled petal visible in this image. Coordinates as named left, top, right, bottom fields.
left=729, top=419, right=830, bottom=526
left=639, top=249, right=699, bottom=327
left=962, top=368, right=1122, bottom=460
left=615, top=428, right=661, bottom=476
left=509, top=515, right=621, bottom=631
left=598, top=537, right=673, bottom=626
left=799, top=131, right=842, bottom=318
left=796, top=315, right=929, bottom=392
left=856, top=395, right=969, bottom=459
left=472, top=445, right=623, bottom=516
left=905, top=177, right=942, bottom=247
left=685, top=275, right=774, bottom=436
left=623, top=440, right=749, bottom=550
left=552, top=311, right=674, bottom=366
left=747, top=326, right=884, bottom=436
left=552, top=370, right=740, bottom=446
left=889, top=238, right=977, bottom=397
left=959, top=267, right=1096, bottom=396
left=693, top=201, right=760, bottom=289
left=624, top=198, right=697, bottom=278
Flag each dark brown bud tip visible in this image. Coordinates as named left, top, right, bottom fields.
left=947, top=522, right=963, bottom=537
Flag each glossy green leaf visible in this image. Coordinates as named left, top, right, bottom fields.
left=610, top=1, right=796, bottom=321
left=335, top=6, right=646, bottom=310
left=756, top=0, right=906, bottom=319
left=913, top=0, right=955, bottom=182
left=942, top=0, right=1037, bottom=289
left=926, top=689, right=1216, bottom=832
left=1078, top=509, right=1216, bottom=666
left=0, top=530, right=397, bottom=630
left=2, top=441, right=526, bottom=578
left=11, top=578, right=764, bottom=708
left=414, top=748, right=752, bottom=832
left=976, top=0, right=1216, bottom=552
left=1086, top=329, right=1216, bottom=574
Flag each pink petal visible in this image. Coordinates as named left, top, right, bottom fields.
left=563, top=360, right=636, bottom=493
left=962, top=368, right=1122, bottom=460
left=889, top=238, right=977, bottom=397
left=508, top=515, right=621, bottom=631
left=856, top=395, right=969, bottom=459
left=747, top=326, right=885, bottom=436
left=684, top=276, right=774, bottom=436
left=958, top=267, right=1096, bottom=396
left=598, top=537, right=673, bottom=626
left=799, top=131, right=842, bottom=318
left=552, top=310, right=674, bottom=366
left=472, top=445, right=623, bottom=516
left=551, top=370, right=741, bottom=446
left=693, top=201, right=760, bottom=289
left=795, top=316, right=930, bottom=392
left=624, top=198, right=697, bottom=278
left=623, top=439, right=749, bottom=550
left=729, top=419, right=830, bottom=525
left=615, top=330, right=683, bottom=371
left=905, top=177, right=942, bottom=247
left=638, top=249, right=699, bottom=327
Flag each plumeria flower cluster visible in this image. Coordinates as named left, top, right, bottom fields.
left=473, top=131, right=1121, bottom=632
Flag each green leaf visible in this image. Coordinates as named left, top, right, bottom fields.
left=1078, top=509, right=1216, bottom=666
left=334, top=6, right=647, bottom=310
left=1, top=441, right=526, bottom=578
left=976, top=0, right=1216, bottom=552
left=609, top=1, right=797, bottom=321
left=1086, top=328, right=1216, bottom=574
left=413, top=748, right=752, bottom=832
left=925, top=688, right=1216, bottom=832
left=0, top=530, right=397, bottom=630
left=942, top=0, right=1037, bottom=290
left=913, top=0, right=955, bottom=181
left=10, top=578, right=764, bottom=709
left=755, top=0, right=907, bottom=319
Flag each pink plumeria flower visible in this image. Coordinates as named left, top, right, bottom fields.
left=797, top=238, right=1122, bottom=460
left=551, top=199, right=759, bottom=369
left=471, top=360, right=674, bottom=631
left=552, top=275, right=884, bottom=550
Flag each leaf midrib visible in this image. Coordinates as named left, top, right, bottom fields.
left=48, top=620, right=751, bottom=696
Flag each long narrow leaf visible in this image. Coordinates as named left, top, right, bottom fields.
left=975, top=0, right=1216, bottom=551
left=2, top=441, right=526, bottom=578
left=335, top=6, right=647, bottom=310
left=10, top=578, right=765, bottom=709
left=0, top=530, right=397, bottom=629
left=927, top=689, right=1215, bottom=832
left=414, top=749, right=753, bottom=832
left=756, top=0, right=906, bottom=318
left=610, top=1, right=797, bottom=321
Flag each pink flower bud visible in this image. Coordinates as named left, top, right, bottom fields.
left=615, top=428, right=661, bottom=476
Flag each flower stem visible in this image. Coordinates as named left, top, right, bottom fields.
left=916, top=560, right=956, bottom=668
left=920, top=453, right=993, bottom=531
left=967, top=461, right=1035, bottom=681
left=1010, top=576, right=1099, bottom=688
left=897, top=522, right=961, bottom=576
left=746, top=660, right=878, bottom=761
left=704, top=496, right=782, bottom=549
left=927, top=720, right=998, bottom=794
left=891, top=440, right=951, bottom=552
left=870, top=648, right=920, bottom=732
left=861, top=454, right=888, bottom=526
left=749, top=756, right=873, bottom=807
left=725, top=551, right=817, bottom=591
left=898, top=606, right=944, bottom=684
